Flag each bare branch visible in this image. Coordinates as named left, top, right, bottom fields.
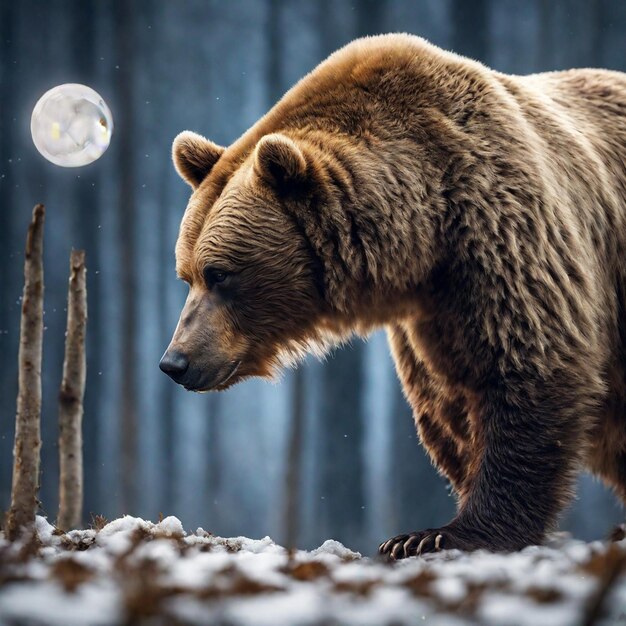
left=6, top=204, right=45, bottom=541
left=57, top=249, right=87, bottom=531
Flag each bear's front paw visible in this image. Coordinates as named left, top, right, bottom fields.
left=378, top=525, right=483, bottom=560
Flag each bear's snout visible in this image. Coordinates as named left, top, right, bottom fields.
left=159, top=344, right=241, bottom=392
left=159, top=349, right=190, bottom=384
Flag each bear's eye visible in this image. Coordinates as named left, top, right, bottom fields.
left=203, top=266, right=229, bottom=289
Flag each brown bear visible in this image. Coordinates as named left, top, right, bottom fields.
left=160, top=33, right=626, bottom=559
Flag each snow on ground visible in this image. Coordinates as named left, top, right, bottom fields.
left=1, top=516, right=625, bottom=625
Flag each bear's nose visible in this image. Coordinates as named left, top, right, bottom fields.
left=159, top=349, right=190, bottom=382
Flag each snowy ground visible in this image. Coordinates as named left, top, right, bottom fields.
left=0, top=516, right=625, bottom=625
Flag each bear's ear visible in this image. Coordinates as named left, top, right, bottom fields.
left=253, top=134, right=308, bottom=190
left=172, top=131, right=225, bottom=188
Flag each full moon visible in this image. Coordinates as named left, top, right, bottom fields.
left=31, top=83, right=113, bottom=167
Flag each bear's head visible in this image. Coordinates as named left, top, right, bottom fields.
left=160, top=130, right=330, bottom=391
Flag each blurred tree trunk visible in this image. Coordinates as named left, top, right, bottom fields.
left=158, top=162, right=176, bottom=513
left=153, top=0, right=177, bottom=517
left=591, top=0, right=608, bottom=67
left=0, top=0, right=16, bottom=511
left=388, top=378, right=456, bottom=532
left=356, top=0, right=386, bottom=36
left=311, top=0, right=380, bottom=549
left=206, top=393, right=222, bottom=525
left=284, top=370, right=305, bottom=547
left=318, top=346, right=366, bottom=546
left=7, top=204, right=45, bottom=540
left=267, top=0, right=283, bottom=101
left=388, top=385, right=420, bottom=530
left=451, top=0, right=489, bottom=61
left=538, top=0, right=556, bottom=70
left=114, top=0, right=138, bottom=513
left=70, top=0, right=99, bottom=521
left=267, top=0, right=307, bottom=547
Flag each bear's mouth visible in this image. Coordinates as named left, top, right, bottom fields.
left=186, top=360, right=241, bottom=393
left=214, top=360, right=241, bottom=389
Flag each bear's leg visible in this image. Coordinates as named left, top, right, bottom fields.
left=413, top=408, right=469, bottom=494
left=387, top=326, right=471, bottom=493
left=380, top=386, right=582, bottom=559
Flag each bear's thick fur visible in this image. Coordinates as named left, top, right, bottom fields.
left=163, top=34, right=626, bottom=558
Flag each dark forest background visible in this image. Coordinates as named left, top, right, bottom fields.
left=1, top=0, right=625, bottom=554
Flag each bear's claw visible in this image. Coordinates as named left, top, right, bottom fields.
left=379, top=529, right=447, bottom=559
left=379, top=526, right=482, bottom=559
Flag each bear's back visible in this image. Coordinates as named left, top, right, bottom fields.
left=520, top=68, right=626, bottom=167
